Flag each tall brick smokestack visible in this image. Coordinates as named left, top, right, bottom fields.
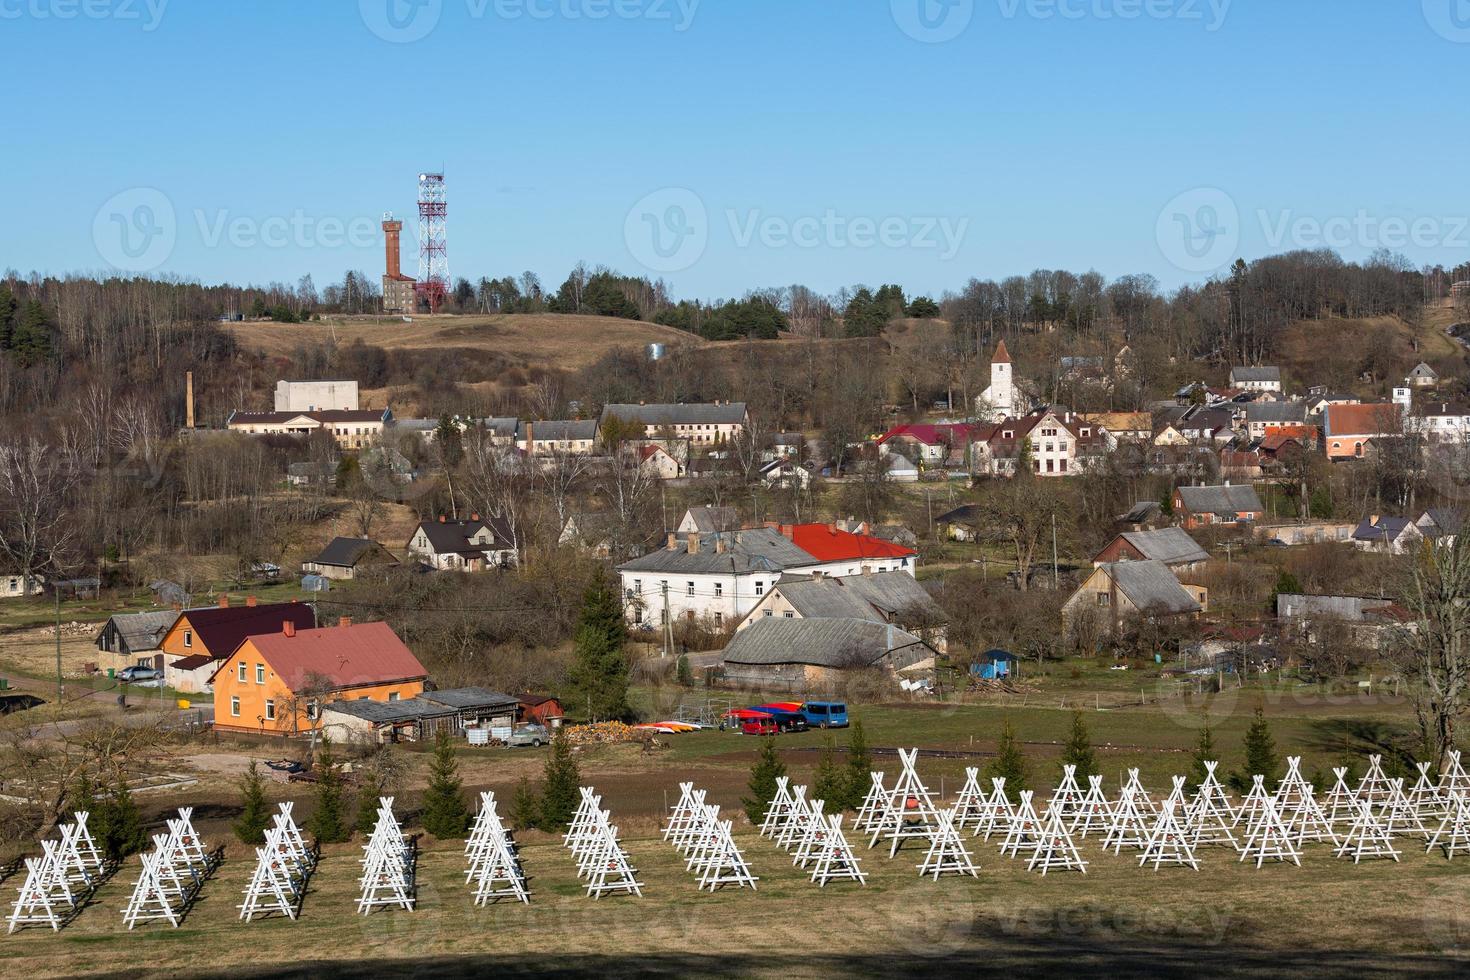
left=383, top=218, right=404, bottom=279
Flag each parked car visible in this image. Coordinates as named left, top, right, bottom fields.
left=506, top=724, right=549, bottom=748
left=801, top=701, right=849, bottom=728
left=753, top=704, right=809, bottom=733
left=725, top=709, right=778, bottom=735
left=118, top=665, right=163, bottom=683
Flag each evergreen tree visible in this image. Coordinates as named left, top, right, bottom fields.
left=510, top=776, right=542, bottom=832
left=841, top=719, right=872, bottom=811
left=1270, top=570, right=1302, bottom=610
left=984, top=719, right=1029, bottom=804
left=1190, top=724, right=1217, bottom=792
left=0, top=285, right=15, bottom=348
left=8, top=300, right=54, bottom=366
left=538, top=729, right=581, bottom=830
left=420, top=729, right=472, bottom=839
left=71, top=772, right=100, bottom=820
left=742, top=737, right=787, bottom=824
left=233, top=760, right=272, bottom=844
left=676, top=653, right=693, bottom=687
left=355, top=785, right=383, bottom=837
left=1230, top=707, right=1281, bottom=793
left=564, top=578, right=631, bottom=721
left=811, top=735, right=845, bottom=814
left=98, top=775, right=146, bottom=862
left=309, top=737, right=351, bottom=844
left=1059, top=711, right=1097, bottom=783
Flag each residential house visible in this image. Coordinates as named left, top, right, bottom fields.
left=1416, top=508, right=1462, bottom=546
left=227, top=408, right=393, bottom=450
left=1092, top=527, right=1210, bottom=574
left=600, top=402, right=749, bottom=445
left=211, top=619, right=428, bottom=736
left=1276, top=593, right=1411, bottom=649
left=876, top=423, right=983, bottom=468
left=301, top=537, right=398, bottom=581
left=736, top=570, right=948, bottom=652
left=1324, top=403, right=1402, bottom=461
left=623, top=442, right=684, bottom=479
left=970, top=407, right=1108, bottom=478
left=1172, top=484, right=1265, bottom=530
left=158, top=597, right=317, bottom=694
left=783, top=523, right=919, bottom=577
left=1155, top=405, right=1236, bottom=445
left=1413, top=403, right=1470, bottom=444
left=834, top=519, right=919, bottom=549
left=1244, top=402, right=1307, bottom=441
left=1117, top=501, right=1165, bottom=529
left=94, top=609, right=177, bottom=667
left=719, top=617, right=936, bottom=692
left=1079, top=412, right=1152, bottom=443
left=1062, top=560, right=1207, bottom=634
left=935, top=504, right=985, bottom=542
left=678, top=506, right=739, bottom=535
left=286, top=461, right=337, bottom=488
left=517, top=420, right=600, bottom=455
left=1219, top=449, right=1264, bottom=481
left=1406, top=362, right=1440, bottom=388
left=1305, top=392, right=1360, bottom=417
left=759, top=456, right=812, bottom=489
left=1229, top=366, right=1283, bottom=393
left=1351, top=515, right=1423, bottom=555
left=1251, top=521, right=1357, bottom=546
left=407, top=516, right=518, bottom=570
left=0, top=573, right=45, bottom=599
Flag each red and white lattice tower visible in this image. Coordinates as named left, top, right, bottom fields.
left=415, top=172, right=448, bottom=312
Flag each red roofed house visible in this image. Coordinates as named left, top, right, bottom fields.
left=1324, top=403, right=1402, bottom=461
left=210, top=619, right=428, bottom=736
left=970, top=407, right=1109, bottom=478
left=159, top=596, right=317, bottom=694
left=876, top=423, right=983, bottom=468
left=781, top=522, right=919, bottom=577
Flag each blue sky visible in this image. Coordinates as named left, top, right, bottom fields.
left=4, top=0, right=1468, bottom=301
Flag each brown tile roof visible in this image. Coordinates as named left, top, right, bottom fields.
left=176, top=602, right=316, bottom=660
left=236, top=621, right=427, bottom=692
left=1325, top=403, right=1400, bottom=437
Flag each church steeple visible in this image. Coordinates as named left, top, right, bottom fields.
left=993, top=339, right=1012, bottom=364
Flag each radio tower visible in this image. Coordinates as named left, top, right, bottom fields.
left=415, top=172, right=448, bottom=312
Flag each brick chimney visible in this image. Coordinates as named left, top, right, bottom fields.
left=779, top=525, right=794, bottom=540
left=338, top=616, right=352, bottom=628
left=667, top=532, right=678, bottom=551
left=439, top=515, right=447, bottom=524
left=715, top=537, right=726, bottom=555
left=471, top=513, right=481, bottom=522
left=218, top=595, right=229, bottom=608
left=688, top=533, right=701, bottom=555
left=283, top=621, right=296, bottom=638
left=246, top=595, right=258, bottom=608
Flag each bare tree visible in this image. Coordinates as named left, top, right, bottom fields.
left=0, top=436, right=80, bottom=591
left=461, top=427, right=528, bottom=561
left=1394, top=536, right=1470, bottom=768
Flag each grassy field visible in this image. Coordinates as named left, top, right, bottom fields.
left=6, top=814, right=1468, bottom=977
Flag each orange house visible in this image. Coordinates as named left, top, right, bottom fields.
left=158, top=596, right=316, bottom=664
left=210, top=619, right=428, bottom=736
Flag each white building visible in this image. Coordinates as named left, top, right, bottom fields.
left=599, top=402, right=748, bottom=446
left=1228, top=367, right=1282, bottom=393
left=1413, top=403, right=1470, bottom=443
left=975, top=341, right=1025, bottom=422
left=274, top=380, right=359, bottom=412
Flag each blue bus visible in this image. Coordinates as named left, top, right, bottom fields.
left=802, top=701, right=849, bottom=728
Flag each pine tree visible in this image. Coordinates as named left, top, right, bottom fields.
left=1190, top=724, right=1217, bottom=792
left=840, top=719, right=872, bottom=811
left=676, top=653, right=693, bottom=687
left=99, top=775, right=146, bottom=862
left=1059, top=711, right=1097, bottom=782
left=510, top=776, right=542, bottom=832
left=355, top=786, right=382, bottom=837
left=309, top=737, right=351, bottom=844
left=984, top=719, right=1029, bottom=804
left=233, top=760, right=272, bottom=844
left=742, top=737, right=787, bottom=824
left=1230, top=707, right=1281, bottom=793
left=71, top=773, right=100, bottom=820
left=563, top=578, right=631, bottom=721
left=538, top=729, right=582, bottom=831
left=420, top=729, right=472, bottom=839
left=812, top=735, right=845, bottom=814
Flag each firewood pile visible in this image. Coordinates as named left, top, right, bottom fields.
left=563, top=721, right=650, bottom=746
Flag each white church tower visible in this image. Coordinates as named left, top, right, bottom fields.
left=976, top=340, right=1017, bottom=421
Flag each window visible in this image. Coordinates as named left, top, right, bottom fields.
left=264, top=699, right=275, bottom=720
left=714, top=582, right=723, bottom=597
left=230, top=696, right=240, bottom=717
left=306, top=700, right=319, bottom=721
left=633, top=579, right=642, bottom=594
left=183, top=629, right=193, bottom=648
left=237, top=662, right=247, bottom=682
left=783, top=611, right=794, bottom=618
left=1096, top=593, right=1110, bottom=607
left=388, top=692, right=400, bottom=702
left=755, top=581, right=764, bottom=595
left=686, top=581, right=695, bottom=596
left=763, top=609, right=773, bottom=617
left=255, top=664, right=265, bottom=685
left=713, top=612, right=722, bottom=626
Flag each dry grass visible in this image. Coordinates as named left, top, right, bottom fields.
left=7, top=822, right=1467, bottom=978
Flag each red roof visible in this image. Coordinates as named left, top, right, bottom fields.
left=876, top=423, right=982, bottom=447
left=1326, top=403, right=1400, bottom=437
left=226, top=621, right=427, bottom=692
left=787, top=523, right=916, bottom=561
left=993, top=340, right=1012, bottom=364
left=175, top=602, right=316, bottom=660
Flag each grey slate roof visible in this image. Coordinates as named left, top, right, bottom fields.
left=414, top=517, right=515, bottom=555
left=619, top=527, right=816, bottom=575
left=1102, top=561, right=1202, bottom=616
left=308, top=537, right=383, bottom=568
left=1119, top=501, right=1163, bottom=524
left=322, top=697, right=457, bottom=724
left=95, top=609, right=178, bottom=655
left=1352, top=516, right=1416, bottom=542
left=601, top=402, right=748, bottom=426
left=767, top=572, right=943, bottom=624
left=1246, top=402, right=1307, bottom=424
left=721, top=617, right=928, bottom=668
left=1277, top=593, right=1395, bottom=622
left=518, top=419, right=599, bottom=442
left=419, top=687, right=520, bottom=711
left=1118, top=528, right=1209, bottom=566
left=1176, top=484, right=1264, bottom=516
left=1230, top=367, right=1282, bottom=384
left=682, top=505, right=739, bottom=534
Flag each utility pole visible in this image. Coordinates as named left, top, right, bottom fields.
left=661, top=581, right=672, bottom=659
left=1051, top=511, right=1059, bottom=590
left=55, top=584, right=63, bottom=706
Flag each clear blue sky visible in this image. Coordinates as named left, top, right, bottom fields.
left=4, top=0, right=1467, bottom=301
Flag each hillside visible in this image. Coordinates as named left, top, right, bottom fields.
left=1275, top=306, right=1470, bottom=396
left=227, top=313, right=705, bottom=373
